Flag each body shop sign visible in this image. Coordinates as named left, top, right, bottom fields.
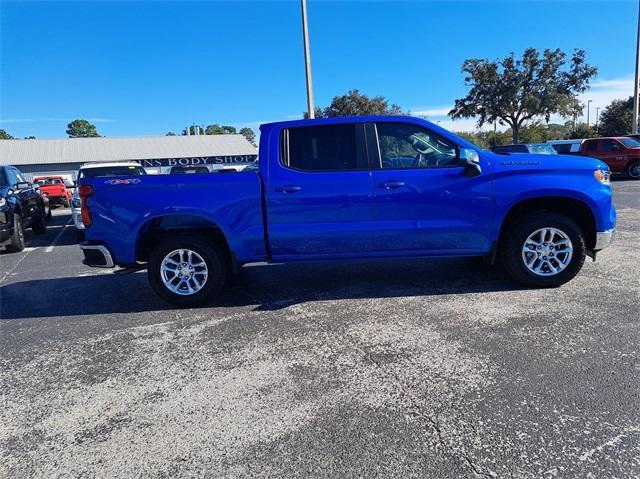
left=134, top=155, right=257, bottom=168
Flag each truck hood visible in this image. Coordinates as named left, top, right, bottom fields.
left=490, top=152, right=608, bottom=172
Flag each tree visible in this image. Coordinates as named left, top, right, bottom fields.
left=239, top=127, right=256, bottom=146
left=518, top=123, right=550, bottom=144
left=565, top=122, right=595, bottom=140
left=205, top=124, right=236, bottom=135
left=66, top=119, right=100, bottom=138
left=0, top=129, right=14, bottom=140
left=24, top=136, right=36, bottom=139
left=598, top=97, right=633, bottom=136
left=165, top=132, right=177, bottom=136
left=306, top=89, right=405, bottom=118
left=450, top=48, right=597, bottom=143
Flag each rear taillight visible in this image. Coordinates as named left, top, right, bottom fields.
left=79, top=185, right=93, bottom=227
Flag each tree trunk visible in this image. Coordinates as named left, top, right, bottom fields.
left=512, top=124, right=520, bottom=144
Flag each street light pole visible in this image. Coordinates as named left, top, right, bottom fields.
left=586, top=100, right=592, bottom=128
left=301, top=0, right=315, bottom=119
left=595, top=107, right=600, bottom=134
left=633, top=0, right=640, bottom=134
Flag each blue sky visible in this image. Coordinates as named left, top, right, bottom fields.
left=1, top=0, right=637, bottom=139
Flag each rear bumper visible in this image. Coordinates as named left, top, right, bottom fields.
left=80, top=243, right=115, bottom=268
left=594, top=228, right=615, bottom=251
left=71, top=208, right=84, bottom=230
left=48, top=196, right=67, bottom=205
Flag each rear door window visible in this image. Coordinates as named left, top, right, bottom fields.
left=283, top=124, right=367, bottom=171
left=585, top=140, right=598, bottom=152
left=601, top=139, right=621, bottom=152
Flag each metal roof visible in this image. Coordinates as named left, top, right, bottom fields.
left=0, top=134, right=257, bottom=166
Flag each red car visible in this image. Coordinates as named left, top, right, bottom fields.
left=33, top=176, right=73, bottom=207
left=575, top=137, right=640, bottom=179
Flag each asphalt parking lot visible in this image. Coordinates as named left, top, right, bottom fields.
left=1, top=180, right=639, bottom=478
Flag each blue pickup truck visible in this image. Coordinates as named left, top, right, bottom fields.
left=78, top=116, right=616, bottom=306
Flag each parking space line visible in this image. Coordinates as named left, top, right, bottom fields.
left=45, top=218, right=72, bottom=253
left=0, top=252, right=31, bottom=284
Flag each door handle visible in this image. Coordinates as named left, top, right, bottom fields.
left=275, top=185, right=302, bottom=193
left=379, top=180, right=405, bottom=189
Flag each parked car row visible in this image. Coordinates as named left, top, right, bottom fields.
left=492, top=136, right=640, bottom=179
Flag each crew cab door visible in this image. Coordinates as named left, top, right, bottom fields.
left=598, top=139, right=628, bottom=173
left=368, top=122, right=493, bottom=253
left=266, top=123, right=375, bottom=258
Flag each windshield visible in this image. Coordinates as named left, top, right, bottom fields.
left=79, top=165, right=147, bottom=179
left=36, top=178, right=63, bottom=185
left=527, top=144, right=558, bottom=155
left=620, top=138, right=640, bottom=148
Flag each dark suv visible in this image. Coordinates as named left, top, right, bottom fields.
left=0, top=165, right=48, bottom=252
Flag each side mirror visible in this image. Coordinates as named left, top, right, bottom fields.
left=459, top=148, right=481, bottom=176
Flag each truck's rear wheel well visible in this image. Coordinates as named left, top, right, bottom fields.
left=136, top=215, right=235, bottom=271
left=499, top=197, right=597, bottom=251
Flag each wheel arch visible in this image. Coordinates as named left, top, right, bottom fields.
left=134, top=213, right=236, bottom=271
left=498, top=196, right=597, bottom=251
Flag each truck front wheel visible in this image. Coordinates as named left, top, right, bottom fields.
left=500, top=211, right=586, bottom=287
left=148, top=234, right=228, bottom=307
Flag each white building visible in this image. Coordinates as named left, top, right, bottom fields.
left=0, top=134, right=257, bottom=181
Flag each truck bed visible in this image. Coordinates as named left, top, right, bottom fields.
left=82, top=172, right=266, bottom=266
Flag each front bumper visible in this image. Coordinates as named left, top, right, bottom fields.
left=594, top=228, right=615, bottom=251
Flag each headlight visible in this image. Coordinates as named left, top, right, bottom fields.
left=594, top=168, right=611, bottom=186
left=0, top=197, right=6, bottom=208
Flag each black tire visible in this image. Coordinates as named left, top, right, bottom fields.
left=31, top=210, right=47, bottom=235
left=45, top=204, right=52, bottom=221
left=626, top=160, right=640, bottom=180
left=500, top=211, right=586, bottom=287
left=5, top=214, right=25, bottom=253
left=62, top=198, right=70, bottom=208
left=147, top=233, right=228, bottom=307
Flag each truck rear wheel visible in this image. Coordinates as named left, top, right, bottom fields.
left=32, top=210, right=47, bottom=235
left=148, top=233, right=228, bottom=307
left=500, top=211, right=586, bottom=287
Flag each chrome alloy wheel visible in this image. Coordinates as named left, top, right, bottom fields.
left=629, top=162, right=640, bottom=179
left=160, top=249, right=209, bottom=296
left=521, top=227, right=573, bottom=277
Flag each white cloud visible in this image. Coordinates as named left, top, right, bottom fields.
left=411, top=106, right=452, bottom=117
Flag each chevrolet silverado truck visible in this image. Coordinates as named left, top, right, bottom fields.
left=78, top=116, right=616, bottom=306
